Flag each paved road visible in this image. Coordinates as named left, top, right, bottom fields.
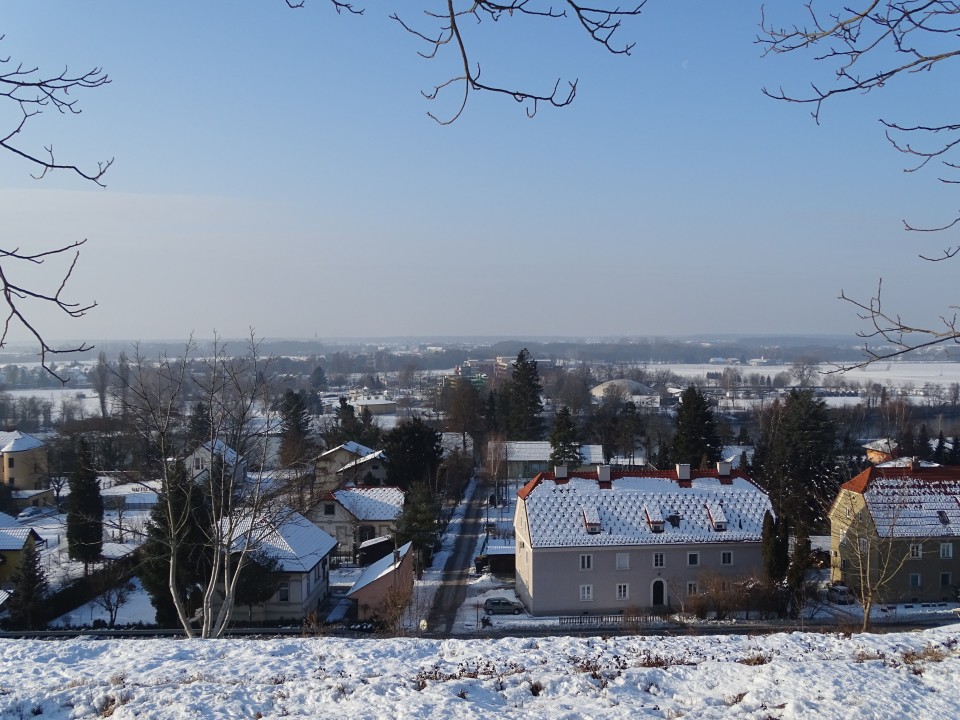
left=426, top=477, right=486, bottom=634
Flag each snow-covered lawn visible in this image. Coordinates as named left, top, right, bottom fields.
left=2, top=626, right=959, bottom=718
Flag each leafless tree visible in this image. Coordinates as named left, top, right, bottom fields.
left=383, top=1, right=645, bottom=123
left=92, top=576, right=136, bottom=629
left=122, top=333, right=287, bottom=638
left=759, top=4, right=960, bottom=368
left=790, top=356, right=819, bottom=388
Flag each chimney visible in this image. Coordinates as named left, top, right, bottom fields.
left=676, top=463, right=691, bottom=481
left=555, top=465, right=568, bottom=479
left=910, top=456, right=921, bottom=472
left=597, top=465, right=611, bottom=483
left=716, top=461, right=731, bottom=477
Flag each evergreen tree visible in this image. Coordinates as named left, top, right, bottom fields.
left=67, top=439, right=103, bottom=573
left=234, top=551, right=281, bottom=623
left=309, top=365, right=328, bottom=390
left=671, top=386, right=722, bottom=467
left=394, top=481, right=440, bottom=571
left=139, top=460, right=211, bottom=626
left=934, top=430, right=946, bottom=464
left=4, top=536, right=47, bottom=630
left=753, top=390, right=837, bottom=534
left=278, top=389, right=314, bottom=468
left=617, top=401, right=643, bottom=465
left=382, top=418, right=443, bottom=491
left=186, top=401, right=212, bottom=452
left=504, top=348, right=544, bottom=440
left=950, top=435, right=960, bottom=465
left=549, top=406, right=581, bottom=467
left=897, top=424, right=916, bottom=459
left=5, top=539, right=47, bottom=629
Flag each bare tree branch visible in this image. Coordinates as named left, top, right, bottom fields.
left=389, top=0, right=644, bottom=123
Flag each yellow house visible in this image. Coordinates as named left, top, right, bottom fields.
left=0, top=512, right=43, bottom=585
left=0, top=431, right=52, bottom=510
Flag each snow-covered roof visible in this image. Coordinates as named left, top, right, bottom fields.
left=333, top=487, right=405, bottom=522
left=589, top=379, right=655, bottom=397
left=863, top=439, right=898, bottom=453
left=200, top=439, right=241, bottom=466
left=0, top=527, right=35, bottom=551
left=337, top=450, right=387, bottom=474
left=518, top=472, right=771, bottom=548
left=841, top=465, right=960, bottom=539
left=347, top=542, right=412, bottom=596
left=231, top=511, right=337, bottom=573
left=0, top=430, right=43, bottom=453
left=0, top=512, right=19, bottom=529
left=502, top=441, right=623, bottom=466
left=319, top=441, right=374, bottom=460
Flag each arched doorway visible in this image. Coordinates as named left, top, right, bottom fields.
left=651, top=578, right=665, bottom=607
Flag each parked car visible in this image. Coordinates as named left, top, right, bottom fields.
left=16, top=506, right=43, bottom=522
left=483, top=597, right=524, bottom=615
left=827, top=585, right=855, bottom=605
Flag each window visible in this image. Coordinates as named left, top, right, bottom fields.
left=580, top=554, right=593, bottom=571
left=653, top=552, right=665, bottom=568
left=616, top=583, right=629, bottom=600
left=941, top=543, right=953, bottom=559
left=194, top=457, right=203, bottom=471
left=859, top=538, right=868, bottom=553
left=687, top=552, right=700, bottom=567
left=323, top=503, right=335, bottom=516
left=686, top=581, right=698, bottom=597
left=579, top=584, right=593, bottom=601
left=721, top=551, right=733, bottom=566
left=278, top=582, right=290, bottom=602
left=856, top=511, right=863, bottom=522
left=910, top=573, right=922, bottom=589
left=910, top=543, right=923, bottom=559
left=7, top=457, right=13, bottom=469
left=616, top=552, right=630, bottom=570
left=941, top=572, right=952, bottom=588
left=845, top=506, right=852, bottom=520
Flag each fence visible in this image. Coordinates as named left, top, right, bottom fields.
left=558, top=612, right=669, bottom=629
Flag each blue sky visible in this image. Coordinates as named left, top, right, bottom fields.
left=1, top=1, right=957, bottom=345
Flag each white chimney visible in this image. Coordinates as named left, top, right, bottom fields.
left=716, top=461, right=731, bottom=477
left=555, top=465, right=568, bottom=479
left=597, top=465, right=611, bottom=483
left=676, top=464, right=691, bottom=481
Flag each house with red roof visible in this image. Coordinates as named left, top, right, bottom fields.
left=514, top=463, right=772, bottom=615
left=829, top=460, right=960, bottom=603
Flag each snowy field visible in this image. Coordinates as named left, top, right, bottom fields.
left=1, top=627, right=959, bottom=719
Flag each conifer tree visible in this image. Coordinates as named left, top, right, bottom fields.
left=67, top=438, right=103, bottom=573
left=549, top=405, right=581, bottom=468
left=5, top=539, right=47, bottom=629
left=394, top=482, right=440, bottom=571
left=671, top=386, right=722, bottom=467
left=505, top=348, right=543, bottom=440
left=753, top=390, right=837, bottom=534
left=278, top=389, right=314, bottom=468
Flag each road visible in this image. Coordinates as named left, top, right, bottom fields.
left=425, top=476, right=486, bottom=634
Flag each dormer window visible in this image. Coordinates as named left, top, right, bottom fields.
left=938, top=510, right=950, bottom=525
left=582, top=505, right=602, bottom=534
left=645, top=503, right=664, bottom=533
left=706, top=501, right=727, bottom=532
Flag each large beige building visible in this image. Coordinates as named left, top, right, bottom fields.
left=514, top=464, right=772, bottom=615
left=830, top=461, right=960, bottom=603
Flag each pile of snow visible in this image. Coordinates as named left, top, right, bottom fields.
left=1, top=627, right=959, bottom=718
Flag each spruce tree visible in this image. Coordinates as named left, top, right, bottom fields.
left=278, top=389, right=313, bottom=468
left=753, top=390, right=837, bottom=534
left=67, top=438, right=103, bottom=573
left=382, top=418, right=443, bottom=491
left=6, top=539, right=48, bottom=629
left=671, top=386, right=722, bottom=467
left=549, top=406, right=581, bottom=468
left=394, top=481, right=440, bottom=569
left=505, top=348, right=543, bottom=440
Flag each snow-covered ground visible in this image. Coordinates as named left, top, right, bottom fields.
left=2, top=627, right=960, bottom=718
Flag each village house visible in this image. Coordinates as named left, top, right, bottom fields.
left=492, top=440, right=649, bottom=481
left=314, top=441, right=375, bottom=496
left=0, top=430, right=52, bottom=510
left=226, top=510, right=337, bottom=623
left=346, top=541, right=414, bottom=621
left=830, top=460, right=960, bottom=603
left=0, top=511, right=43, bottom=585
left=513, top=464, right=772, bottom=616
left=306, top=485, right=405, bottom=557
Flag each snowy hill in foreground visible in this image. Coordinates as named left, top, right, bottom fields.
left=2, top=627, right=957, bottom=719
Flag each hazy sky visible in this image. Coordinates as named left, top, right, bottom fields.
left=2, top=1, right=957, bottom=347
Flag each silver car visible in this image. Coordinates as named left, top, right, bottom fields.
left=483, top=597, right=524, bottom=615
